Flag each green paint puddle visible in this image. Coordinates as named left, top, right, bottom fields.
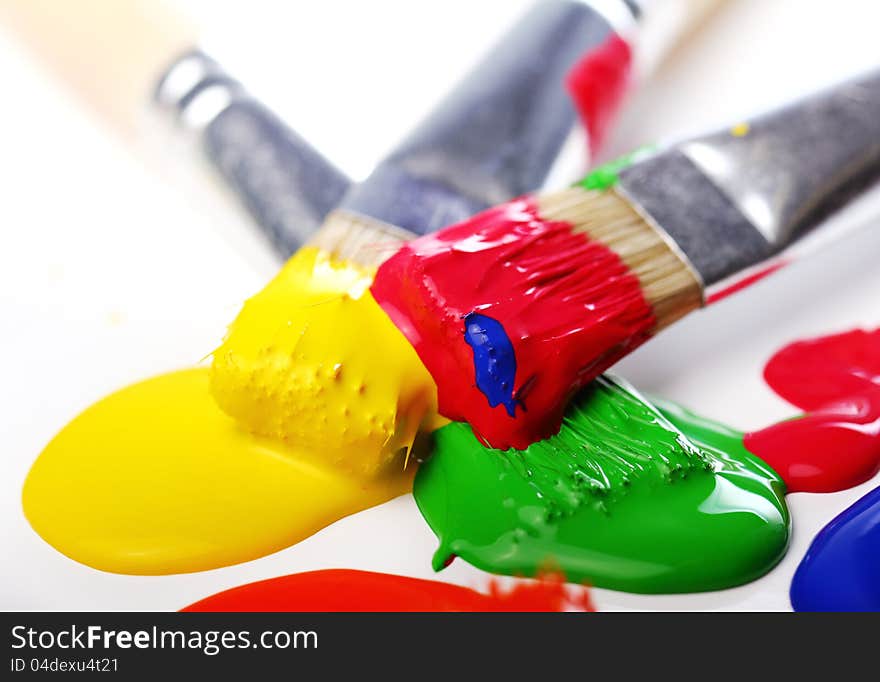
left=414, top=376, right=790, bottom=594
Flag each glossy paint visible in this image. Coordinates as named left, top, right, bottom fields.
left=790, top=486, right=880, bottom=611
left=414, top=376, right=789, bottom=594
left=372, top=198, right=654, bottom=450
left=23, top=369, right=412, bottom=575
left=762, top=328, right=880, bottom=411
left=211, top=246, right=442, bottom=476
left=745, top=328, right=880, bottom=492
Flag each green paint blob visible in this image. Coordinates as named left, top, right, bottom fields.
left=576, top=146, right=656, bottom=190
left=413, top=376, right=790, bottom=594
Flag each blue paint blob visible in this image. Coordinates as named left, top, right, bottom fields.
left=791, top=486, right=880, bottom=611
left=463, top=313, right=520, bottom=417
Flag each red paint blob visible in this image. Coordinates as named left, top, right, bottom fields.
left=371, top=198, right=655, bottom=449
left=744, top=328, right=880, bottom=493
left=744, top=391, right=880, bottom=493
left=763, top=328, right=880, bottom=411
left=566, top=32, right=632, bottom=152
left=181, top=569, right=594, bottom=612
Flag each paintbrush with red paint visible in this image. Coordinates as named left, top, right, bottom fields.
left=371, top=70, right=880, bottom=449
left=209, top=1, right=727, bottom=465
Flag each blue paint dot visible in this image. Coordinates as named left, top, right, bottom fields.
left=463, top=312, right=521, bottom=417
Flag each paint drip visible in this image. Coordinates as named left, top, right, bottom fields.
left=790, top=485, right=880, bottom=611
left=413, top=375, right=789, bottom=594
left=371, top=197, right=655, bottom=450
left=566, top=32, right=632, bottom=152
left=744, top=328, right=880, bottom=493
left=181, top=569, right=595, bottom=612
left=23, top=369, right=411, bottom=575
left=211, top=246, right=444, bottom=476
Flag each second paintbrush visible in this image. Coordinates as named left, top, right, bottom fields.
left=372, top=70, right=880, bottom=449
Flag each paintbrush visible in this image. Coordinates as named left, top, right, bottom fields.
left=372, top=70, right=880, bottom=449
left=0, top=0, right=351, bottom=255
left=210, top=0, right=646, bottom=475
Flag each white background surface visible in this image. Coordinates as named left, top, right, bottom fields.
left=1, top=0, right=879, bottom=611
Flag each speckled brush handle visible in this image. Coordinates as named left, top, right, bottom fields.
left=619, top=69, right=880, bottom=285
left=340, top=0, right=635, bottom=234
left=154, top=51, right=352, bottom=258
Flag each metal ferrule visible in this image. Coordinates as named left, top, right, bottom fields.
left=618, top=69, right=880, bottom=286
left=338, top=0, right=637, bottom=234
left=153, top=50, right=352, bottom=258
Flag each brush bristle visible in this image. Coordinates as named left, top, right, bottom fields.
left=307, top=210, right=414, bottom=269
left=538, top=187, right=703, bottom=329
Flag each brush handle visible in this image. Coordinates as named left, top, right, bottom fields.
left=155, top=51, right=352, bottom=258
left=339, top=0, right=636, bottom=235
left=619, top=69, right=880, bottom=285
left=0, top=0, right=196, bottom=137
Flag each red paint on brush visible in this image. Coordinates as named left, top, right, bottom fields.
left=705, top=260, right=788, bottom=305
left=371, top=197, right=655, bottom=449
left=180, top=569, right=594, bottom=612
left=744, top=328, right=880, bottom=493
left=566, top=32, right=632, bottom=151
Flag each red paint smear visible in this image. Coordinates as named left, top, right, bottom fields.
left=565, top=32, right=632, bottom=152
left=705, top=260, right=788, bottom=305
left=744, top=328, right=880, bottom=493
left=181, top=569, right=595, bottom=612
left=371, top=198, right=655, bottom=450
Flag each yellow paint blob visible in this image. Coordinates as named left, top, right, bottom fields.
left=211, top=247, right=446, bottom=477
left=730, top=122, right=750, bottom=137
left=23, top=368, right=412, bottom=575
